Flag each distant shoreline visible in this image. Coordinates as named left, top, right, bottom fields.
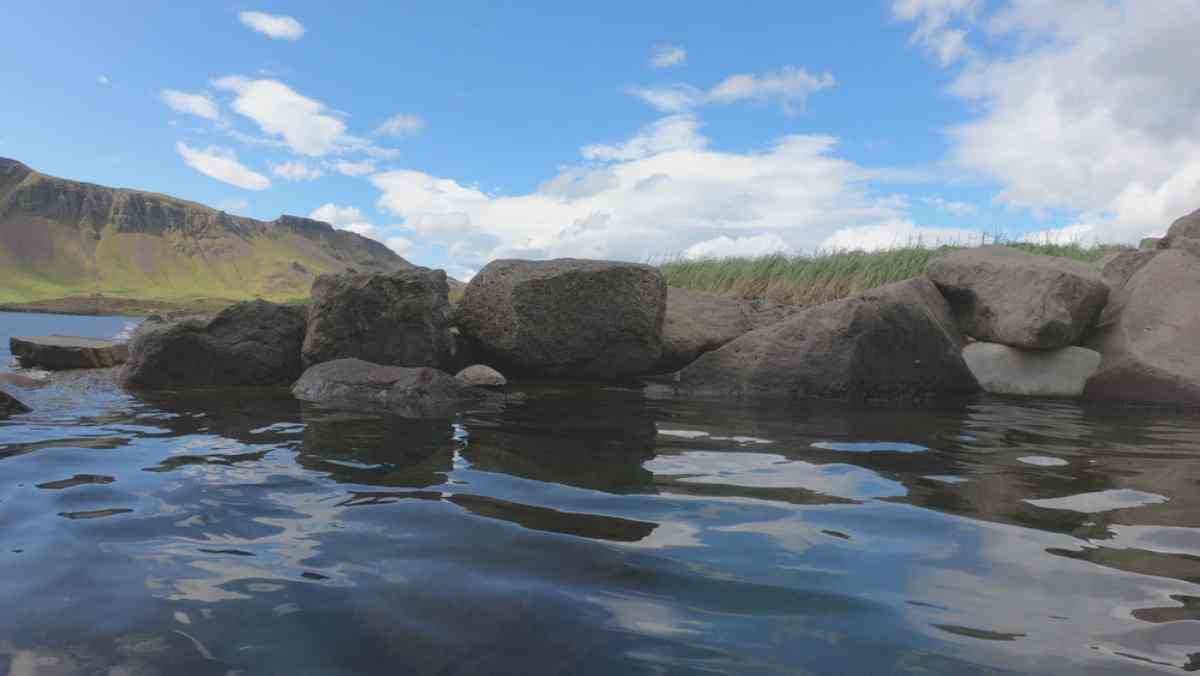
left=0, top=296, right=242, bottom=318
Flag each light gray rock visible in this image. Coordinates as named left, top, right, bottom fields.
left=302, top=266, right=453, bottom=368
left=456, top=258, right=667, bottom=380
left=0, top=389, right=30, bottom=416
left=1098, top=249, right=1159, bottom=290
left=455, top=364, right=506, bottom=387
left=1084, top=250, right=1200, bottom=406
left=9, top=336, right=128, bottom=370
left=926, top=246, right=1109, bottom=349
left=1162, top=206, right=1200, bottom=256
left=293, top=358, right=501, bottom=417
left=963, top=342, right=1100, bottom=398
left=671, top=278, right=979, bottom=403
left=120, top=300, right=307, bottom=389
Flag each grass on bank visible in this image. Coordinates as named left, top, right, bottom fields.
left=659, top=241, right=1127, bottom=306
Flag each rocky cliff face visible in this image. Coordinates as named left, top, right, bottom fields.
left=0, top=157, right=410, bottom=302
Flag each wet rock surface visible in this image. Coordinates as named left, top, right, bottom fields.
left=120, top=300, right=307, bottom=389
left=293, top=358, right=503, bottom=417
left=9, top=335, right=128, bottom=370
left=0, top=388, right=30, bottom=415
left=927, top=246, right=1109, bottom=349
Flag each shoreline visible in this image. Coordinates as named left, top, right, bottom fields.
left=0, top=296, right=242, bottom=318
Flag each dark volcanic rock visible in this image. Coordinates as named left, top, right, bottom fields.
left=0, top=389, right=31, bottom=416
left=1084, top=250, right=1200, bottom=406
left=119, top=300, right=307, bottom=388
left=302, top=267, right=453, bottom=368
left=655, top=288, right=807, bottom=372
left=1098, top=249, right=1160, bottom=291
left=9, top=335, right=128, bottom=370
left=926, top=246, right=1109, bottom=349
left=672, top=278, right=979, bottom=403
left=293, top=358, right=501, bottom=417
left=455, top=258, right=667, bottom=380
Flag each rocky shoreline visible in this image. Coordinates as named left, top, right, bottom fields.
left=4, top=207, right=1200, bottom=418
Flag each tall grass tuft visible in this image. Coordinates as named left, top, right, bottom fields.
left=659, top=241, right=1127, bottom=306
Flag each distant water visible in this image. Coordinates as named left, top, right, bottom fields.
left=1, top=312, right=1200, bottom=674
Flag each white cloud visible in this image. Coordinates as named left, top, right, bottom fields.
left=328, top=159, right=376, bottom=176
left=375, top=114, right=424, bottom=137
left=309, top=203, right=377, bottom=237
left=385, top=236, right=415, bottom=256
left=630, top=66, right=835, bottom=113
left=98, top=75, right=110, bottom=85
left=269, top=160, right=323, bottom=181
left=820, top=219, right=983, bottom=251
left=683, top=233, right=791, bottom=259
left=371, top=117, right=912, bottom=268
left=175, top=142, right=270, bottom=190
left=161, top=89, right=220, bottom=121
left=581, top=115, right=707, bottom=161
left=238, top=11, right=305, bottom=40
left=922, top=195, right=978, bottom=216
left=651, top=44, right=687, bottom=69
left=213, top=76, right=346, bottom=156
left=892, top=0, right=980, bottom=65
left=217, top=199, right=249, bottom=214
left=899, top=0, right=1200, bottom=243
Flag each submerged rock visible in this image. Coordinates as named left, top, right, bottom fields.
left=455, top=364, right=507, bottom=388
left=302, top=266, right=453, bottom=368
left=963, top=342, right=1100, bottom=398
left=9, top=335, right=128, bottom=370
left=456, top=258, right=667, bottom=380
left=0, top=389, right=31, bottom=416
left=672, top=278, right=979, bottom=403
left=120, top=300, right=307, bottom=388
left=927, top=246, right=1109, bottom=349
left=1084, top=250, right=1200, bottom=406
left=293, top=358, right=501, bottom=417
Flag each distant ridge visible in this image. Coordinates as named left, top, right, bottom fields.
left=0, top=157, right=411, bottom=304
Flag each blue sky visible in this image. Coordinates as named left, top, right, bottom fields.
left=3, top=1, right=1197, bottom=278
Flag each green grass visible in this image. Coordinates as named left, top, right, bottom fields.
left=659, top=242, right=1128, bottom=306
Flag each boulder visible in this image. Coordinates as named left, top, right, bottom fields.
left=657, top=288, right=754, bottom=372
left=9, top=336, right=128, bottom=370
left=926, top=246, right=1109, bottom=349
left=302, top=267, right=453, bottom=368
left=963, top=342, right=1100, bottom=398
left=455, top=259, right=667, bottom=380
left=1097, top=249, right=1159, bottom=290
left=1163, top=206, right=1200, bottom=251
left=456, top=364, right=507, bottom=388
left=0, top=373, right=47, bottom=388
left=293, top=358, right=501, bottom=417
left=0, top=389, right=30, bottom=416
left=120, top=300, right=306, bottom=388
left=1084, top=250, right=1200, bottom=406
left=671, top=278, right=979, bottom=403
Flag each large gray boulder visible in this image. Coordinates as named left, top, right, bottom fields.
left=9, top=336, right=128, bottom=370
left=455, top=259, right=667, bottom=380
left=1084, top=250, right=1200, bottom=406
left=926, top=246, right=1109, bottom=349
left=293, top=358, right=500, bottom=417
left=963, top=342, right=1100, bottom=398
left=120, top=300, right=307, bottom=388
left=656, top=288, right=805, bottom=372
left=671, top=278, right=979, bottom=403
left=1097, top=250, right=1159, bottom=291
left=0, top=389, right=30, bottom=416
left=1162, top=207, right=1200, bottom=257
left=302, top=267, right=453, bottom=368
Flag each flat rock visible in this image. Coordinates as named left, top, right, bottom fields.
left=926, top=246, right=1109, bottom=349
left=294, top=358, right=501, bottom=417
left=1084, top=250, right=1200, bottom=406
left=1098, top=249, right=1159, bottom=291
left=9, top=335, right=128, bottom=370
left=456, top=364, right=507, bottom=387
left=302, top=266, right=453, bottom=368
left=120, top=300, right=307, bottom=389
left=672, top=278, right=979, bottom=403
left=456, top=258, right=667, bottom=380
left=963, top=342, right=1100, bottom=398
left=0, top=372, right=47, bottom=388
left=0, top=389, right=30, bottom=416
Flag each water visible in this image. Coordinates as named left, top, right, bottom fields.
left=2, top=311, right=1199, bottom=675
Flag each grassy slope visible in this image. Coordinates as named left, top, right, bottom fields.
left=659, top=242, right=1127, bottom=306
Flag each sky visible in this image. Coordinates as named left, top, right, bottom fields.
left=3, top=1, right=1199, bottom=280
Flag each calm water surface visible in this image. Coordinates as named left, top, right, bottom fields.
left=1, top=311, right=1199, bottom=675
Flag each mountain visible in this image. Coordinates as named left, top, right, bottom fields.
left=0, top=157, right=411, bottom=305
